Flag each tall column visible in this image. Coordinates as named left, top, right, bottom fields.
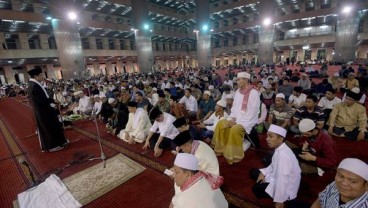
left=39, top=34, right=49, bottom=49
left=334, top=9, right=360, bottom=62
left=0, top=32, right=5, bottom=50
left=105, top=61, right=114, bottom=75
left=92, top=62, right=100, bottom=75
left=131, top=0, right=153, bottom=73
left=195, top=0, right=211, bottom=68
left=4, top=66, right=15, bottom=84
left=49, top=0, right=85, bottom=80
left=258, top=1, right=275, bottom=64
left=89, top=37, right=97, bottom=50
left=18, top=33, right=29, bottom=49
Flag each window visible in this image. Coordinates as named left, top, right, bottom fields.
left=242, top=35, right=247, bottom=44
left=130, top=40, right=134, bottom=50
left=233, top=37, right=238, bottom=46
left=162, top=42, right=166, bottom=51
left=5, top=38, right=18, bottom=49
left=108, top=39, right=115, bottom=50
left=253, top=34, right=259, bottom=43
left=224, top=38, right=228, bottom=47
left=48, top=36, right=57, bottom=49
left=81, top=38, right=90, bottom=49
left=96, top=38, right=103, bottom=49
left=215, top=39, right=220, bottom=48
left=28, top=36, right=41, bottom=49
left=119, top=39, right=125, bottom=50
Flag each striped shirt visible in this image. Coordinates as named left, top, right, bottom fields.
left=318, top=181, right=368, bottom=208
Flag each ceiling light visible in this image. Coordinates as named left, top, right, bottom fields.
left=263, top=18, right=271, bottom=26
left=342, top=6, right=352, bottom=14
left=68, top=11, right=77, bottom=20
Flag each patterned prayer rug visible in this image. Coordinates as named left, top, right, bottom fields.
left=62, top=154, right=145, bottom=205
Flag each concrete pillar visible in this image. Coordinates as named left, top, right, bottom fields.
left=89, top=37, right=96, bottom=50
left=258, top=1, right=276, bottom=64
left=39, top=34, right=49, bottom=49
left=46, top=64, right=58, bottom=79
left=92, top=62, right=100, bottom=75
left=195, top=0, right=211, bottom=68
left=11, top=0, right=20, bottom=11
left=18, top=33, right=30, bottom=49
left=116, top=60, right=123, bottom=73
left=125, top=40, right=131, bottom=50
left=105, top=61, right=114, bottom=75
left=33, top=3, right=42, bottom=13
left=114, top=39, right=120, bottom=50
left=4, top=66, right=15, bottom=84
left=102, top=38, right=109, bottom=50
left=0, top=32, right=5, bottom=50
left=131, top=0, right=153, bottom=73
left=334, top=9, right=360, bottom=62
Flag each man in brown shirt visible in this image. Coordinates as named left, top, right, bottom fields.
left=328, top=90, right=367, bottom=141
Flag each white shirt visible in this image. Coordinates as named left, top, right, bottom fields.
left=179, top=95, right=198, bottom=112
left=92, top=101, right=102, bottom=115
left=223, top=80, right=233, bottom=88
left=318, top=97, right=342, bottom=110
left=172, top=177, right=228, bottom=208
left=149, top=112, right=179, bottom=139
left=203, top=112, right=229, bottom=132
left=258, top=102, right=267, bottom=124
left=260, top=143, right=301, bottom=203
left=76, top=96, right=93, bottom=112
left=288, top=93, right=307, bottom=108
left=125, top=108, right=152, bottom=140
left=151, top=93, right=159, bottom=106
left=195, top=141, right=220, bottom=175
left=220, top=91, right=235, bottom=101
left=229, top=88, right=260, bottom=134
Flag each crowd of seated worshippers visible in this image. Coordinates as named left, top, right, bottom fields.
left=8, top=63, right=367, bottom=207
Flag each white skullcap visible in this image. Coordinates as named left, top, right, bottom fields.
left=129, top=85, right=133, bottom=89
left=108, top=98, right=115, bottom=104
left=226, top=94, right=234, bottom=99
left=208, top=85, right=214, bottom=90
left=264, top=84, right=272, bottom=89
left=334, top=73, right=339, bottom=77
left=203, top=90, right=211, bottom=96
left=73, top=91, right=83, bottom=96
left=351, top=87, right=360, bottom=94
left=299, top=119, right=316, bottom=132
left=174, top=153, right=198, bottom=171
left=203, top=77, right=209, bottom=82
left=217, top=100, right=227, bottom=108
left=104, top=82, right=108, bottom=85
left=100, top=94, right=106, bottom=98
left=93, top=95, right=99, bottom=98
left=302, top=73, right=307, bottom=77
left=268, top=124, right=287, bottom=138
left=237, top=72, right=251, bottom=79
left=338, top=158, right=368, bottom=181
left=152, top=87, right=157, bottom=91
left=276, top=93, right=285, bottom=99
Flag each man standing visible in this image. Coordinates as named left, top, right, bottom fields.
left=311, top=158, right=368, bottom=208
left=170, top=153, right=228, bottom=208
left=27, top=67, right=68, bottom=152
left=212, top=72, right=260, bottom=164
left=250, top=124, right=301, bottom=208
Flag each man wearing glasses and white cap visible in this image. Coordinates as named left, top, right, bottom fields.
left=311, top=158, right=368, bottom=208
left=212, top=71, right=260, bottom=164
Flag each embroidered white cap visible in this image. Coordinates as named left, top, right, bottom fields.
left=217, top=100, right=227, bottom=108
left=100, top=94, right=106, bottom=98
left=268, top=124, right=287, bottom=138
left=298, top=119, right=316, bottom=132
left=152, top=87, right=157, bottom=91
left=226, top=94, right=234, bottom=99
left=334, top=73, right=339, bottom=77
left=276, top=93, right=285, bottom=99
left=93, top=95, right=99, bottom=98
left=338, top=158, right=368, bottom=181
left=108, top=98, right=115, bottom=104
left=237, top=72, right=251, bottom=79
left=203, top=90, right=211, bottom=96
left=174, top=153, right=199, bottom=171
left=208, top=85, right=214, bottom=90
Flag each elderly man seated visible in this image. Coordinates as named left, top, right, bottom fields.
left=73, top=91, right=93, bottom=115
left=311, top=158, right=368, bottom=208
left=328, top=90, right=368, bottom=141
left=118, top=101, right=152, bottom=144
left=170, top=153, right=228, bottom=208
left=265, top=93, right=293, bottom=130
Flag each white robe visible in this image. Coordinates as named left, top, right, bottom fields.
left=74, top=96, right=93, bottom=114
left=119, top=108, right=152, bottom=143
left=260, top=143, right=301, bottom=203
left=172, top=177, right=228, bottom=208
left=203, top=112, right=229, bottom=132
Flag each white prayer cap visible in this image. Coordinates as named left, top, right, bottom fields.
left=104, top=82, right=108, bottom=85
left=226, top=94, right=234, bottom=99
left=334, top=73, right=339, bottom=77
left=203, top=90, right=211, bottom=96
left=129, top=85, right=133, bottom=89
left=216, top=100, right=227, bottom=108
left=298, top=119, right=316, bottom=132
left=351, top=87, right=360, bottom=94
left=93, top=95, right=99, bottom=98
left=174, top=153, right=198, bottom=171
left=203, top=77, right=209, bottom=82
left=108, top=98, right=115, bottom=104
left=237, top=72, right=251, bottom=79
left=302, top=73, right=307, bottom=77
left=276, top=93, right=285, bottom=99
left=338, top=158, right=368, bottom=181
left=74, top=91, right=83, bottom=96
left=152, top=87, right=157, bottom=91
left=268, top=124, right=287, bottom=138
left=208, top=85, right=214, bottom=90
left=100, top=94, right=106, bottom=98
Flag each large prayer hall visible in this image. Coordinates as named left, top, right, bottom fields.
left=1, top=0, right=368, bottom=208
